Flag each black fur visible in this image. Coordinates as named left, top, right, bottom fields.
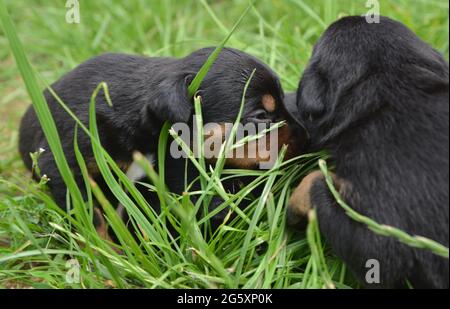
left=289, top=16, right=449, bottom=288
left=19, top=47, right=297, bottom=227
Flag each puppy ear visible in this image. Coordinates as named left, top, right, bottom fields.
left=284, top=92, right=300, bottom=119
left=410, top=64, right=449, bottom=93
left=282, top=92, right=310, bottom=145
left=153, top=73, right=194, bottom=124
left=297, top=69, right=327, bottom=120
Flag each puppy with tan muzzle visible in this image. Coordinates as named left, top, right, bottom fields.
left=19, top=47, right=308, bottom=234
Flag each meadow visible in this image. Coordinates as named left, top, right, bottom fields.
left=0, top=0, right=448, bottom=288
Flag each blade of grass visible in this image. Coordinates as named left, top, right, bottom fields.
left=187, top=1, right=253, bottom=97
left=289, top=0, right=327, bottom=29
left=318, top=159, right=449, bottom=258
left=233, top=147, right=287, bottom=287
left=89, top=177, right=162, bottom=277
left=0, top=1, right=84, bottom=208
left=306, top=209, right=335, bottom=289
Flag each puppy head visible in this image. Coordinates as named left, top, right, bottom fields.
left=180, top=47, right=306, bottom=168
left=181, top=47, right=283, bottom=122
left=295, top=16, right=449, bottom=150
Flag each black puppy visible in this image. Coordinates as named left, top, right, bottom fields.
left=19, top=47, right=302, bottom=232
left=287, top=16, right=449, bottom=288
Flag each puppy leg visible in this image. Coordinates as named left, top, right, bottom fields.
left=287, top=170, right=343, bottom=228
left=291, top=173, right=417, bottom=288
left=287, top=171, right=323, bottom=228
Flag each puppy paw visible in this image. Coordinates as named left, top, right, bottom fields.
left=287, top=169, right=351, bottom=229
left=287, top=171, right=324, bottom=228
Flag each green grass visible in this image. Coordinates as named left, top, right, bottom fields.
left=0, top=0, right=448, bottom=289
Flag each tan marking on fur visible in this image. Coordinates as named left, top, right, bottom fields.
left=203, top=123, right=227, bottom=159
left=288, top=171, right=324, bottom=217
left=204, top=123, right=272, bottom=169
left=277, top=123, right=301, bottom=160
left=288, top=171, right=349, bottom=220
left=203, top=121, right=303, bottom=169
left=262, top=94, right=276, bottom=113
left=224, top=131, right=270, bottom=168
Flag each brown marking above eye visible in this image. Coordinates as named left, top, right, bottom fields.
left=262, top=94, right=276, bottom=113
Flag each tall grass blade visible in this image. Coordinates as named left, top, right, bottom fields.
left=0, top=1, right=84, bottom=207
left=319, top=159, right=449, bottom=258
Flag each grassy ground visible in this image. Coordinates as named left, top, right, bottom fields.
left=0, top=0, right=448, bottom=289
